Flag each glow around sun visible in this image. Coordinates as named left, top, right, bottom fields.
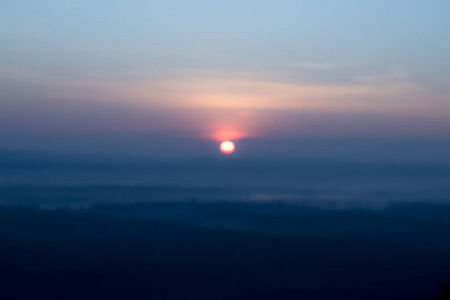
left=220, top=141, right=235, bottom=154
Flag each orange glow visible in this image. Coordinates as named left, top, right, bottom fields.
left=220, top=141, right=235, bottom=154
left=212, top=130, right=248, bottom=141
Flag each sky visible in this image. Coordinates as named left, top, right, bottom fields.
left=1, top=1, right=449, bottom=161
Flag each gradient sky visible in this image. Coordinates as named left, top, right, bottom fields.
left=1, top=1, right=449, bottom=160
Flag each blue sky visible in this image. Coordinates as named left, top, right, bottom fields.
left=0, top=1, right=449, bottom=160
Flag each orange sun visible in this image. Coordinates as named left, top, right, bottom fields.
left=220, top=141, right=235, bottom=154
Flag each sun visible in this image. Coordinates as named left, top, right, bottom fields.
left=220, top=141, right=235, bottom=154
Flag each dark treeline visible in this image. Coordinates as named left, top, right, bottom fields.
left=0, top=204, right=449, bottom=299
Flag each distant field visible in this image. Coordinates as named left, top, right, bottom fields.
left=1, top=153, right=450, bottom=207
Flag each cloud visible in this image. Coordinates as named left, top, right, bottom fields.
left=354, top=71, right=410, bottom=84
left=295, top=62, right=335, bottom=70
left=1, top=67, right=449, bottom=142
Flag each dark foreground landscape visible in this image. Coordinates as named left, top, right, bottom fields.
left=1, top=200, right=450, bottom=300
left=1, top=154, right=449, bottom=299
